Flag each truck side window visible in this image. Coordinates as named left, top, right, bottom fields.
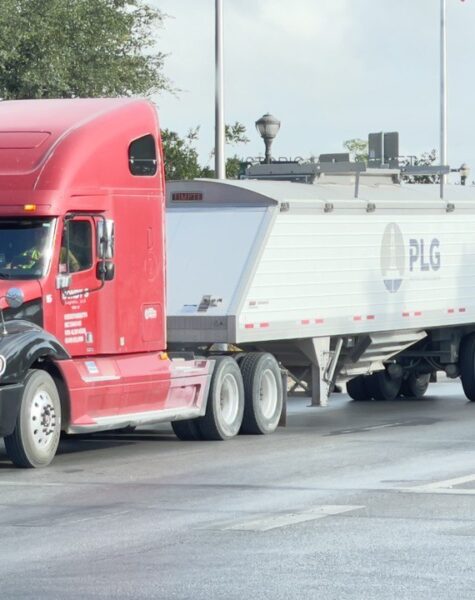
left=60, top=220, right=93, bottom=273
left=129, top=134, right=157, bottom=176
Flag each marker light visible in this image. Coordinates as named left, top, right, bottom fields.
left=23, top=204, right=37, bottom=212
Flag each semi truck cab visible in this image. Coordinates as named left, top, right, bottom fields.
left=0, top=99, right=223, bottom=467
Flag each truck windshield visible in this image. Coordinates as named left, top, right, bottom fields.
left=0, top=218, right=55, bottom=280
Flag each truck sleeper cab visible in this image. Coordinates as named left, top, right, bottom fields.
left=0, top=99, right=284, bottom=468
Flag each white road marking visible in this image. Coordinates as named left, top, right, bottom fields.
left=222, top=505, right=364, bottom=532
left=402, top=473, right=475, bottom=495
left=0, top=481, right=63, bottom=487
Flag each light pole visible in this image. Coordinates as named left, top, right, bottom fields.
left=440, top=0, right=447, bottom=177
left=215, top=0, right=225, bottom=179
left=255, top=113, right=281, bottom=164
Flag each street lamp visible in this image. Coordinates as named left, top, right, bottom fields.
left=255, top=113, right=281, bottom=164
left=459, top=163, right=470, bottom=186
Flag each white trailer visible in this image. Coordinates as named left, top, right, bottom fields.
left=165, top=175, right=475, bottom=419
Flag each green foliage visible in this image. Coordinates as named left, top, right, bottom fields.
left=401, top=149, right=438, bottom=184
left=225, top=156, right=243, bottom=179
left=343, top=138, right=368, bottom=163
left=162, top=124, right=249, bottom=181
left=225, top=122, right=250, bottom=146
left=161, top=128, right=204, bottom=181
left=343, top=137, right=439, bottom=183
left=0, top=0, right=169, bottom=99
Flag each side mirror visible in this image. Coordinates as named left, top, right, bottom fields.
left=97, top=219, right=115, bottom=259
left=96, top=261, right=115, bottom=282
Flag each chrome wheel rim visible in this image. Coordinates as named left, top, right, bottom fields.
left=219, top=373, right=239, bottom=426
left=260, top=369, right=278, bottom=419
left=28, top=388, right=58, bottom=453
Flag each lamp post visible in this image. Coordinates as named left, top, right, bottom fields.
left=440, top=0, right=447, bottom=177
left=255, top=113, right=281, bottom=164
left=459, top=163, right=470, bottom=185
left=215, top=0, right=225, bottom=179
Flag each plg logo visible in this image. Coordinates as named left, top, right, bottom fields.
left=380, top=223, right=405, bottom=293
left=380, top=223, right=441, bottom=293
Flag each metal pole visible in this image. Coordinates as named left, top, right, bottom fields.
left=215, top=0, right=225, bottom=179
left=440, top=0, right=447, bottom=177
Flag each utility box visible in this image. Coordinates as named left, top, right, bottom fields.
left=368, top=131, right=399, bottom=166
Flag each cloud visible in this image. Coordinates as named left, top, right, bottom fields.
left=152, top=0, right=475, bottom=172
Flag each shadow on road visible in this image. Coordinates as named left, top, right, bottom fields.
left=0, top=429, right=178, bottom=468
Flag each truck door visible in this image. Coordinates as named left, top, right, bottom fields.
left=55, top=217, right=99, bottom=357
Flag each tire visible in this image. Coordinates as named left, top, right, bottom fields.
left=365, top=370, right=402, bottom=401
left=346, top=376, right=370, bottom=401
left=459, top=334, right=475, bottom=401
left=400, top=373, right=430, bottom=399
left=172, top=419, right=202, bottom=441
left=4, top=370, right=61, bottom=468
left=196, top=356, right=244, bottom=440
left=239, top=353, right=283, bottom=435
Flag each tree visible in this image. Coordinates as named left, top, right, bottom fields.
left=162, top=123, right=249, bottom=181
left=343, top=138, right=368, bottom=163
left=225, top=122, right=250, bottom=146
left=0, top=0, right=169, bottom=99
left=343, top=137, right=439, bottom=183
left=400, top=149, right=438, bottom=184
left=161, top=128, right=204, bottom=181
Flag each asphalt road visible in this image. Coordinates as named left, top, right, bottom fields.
left=1, top=379, right=475, bottom=600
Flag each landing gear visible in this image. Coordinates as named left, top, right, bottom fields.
left=4, top=370, right=61, bottom=468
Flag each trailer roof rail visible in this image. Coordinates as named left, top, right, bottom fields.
left=314, top=162, right=367, bottom=175
left=400, top=165, right=450, bottom=176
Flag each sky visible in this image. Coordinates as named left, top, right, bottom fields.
left=150, top=0, right=475, bottom=177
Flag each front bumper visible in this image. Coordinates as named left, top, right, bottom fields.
left=0, top=383, right=24, bottom=437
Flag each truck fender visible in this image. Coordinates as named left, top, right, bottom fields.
left=0, top=320, right=70, bottom=386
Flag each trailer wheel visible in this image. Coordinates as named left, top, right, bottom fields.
left=459, top=334, right=475, bottom=401
left=347, top=376, right=372, bottom=401
left=4, top=370, right=61, bottom=468
left=239, top=353, right=283, bottom=435
left=172, top=419, right=202, bottom=441
left=365, top=370, right=402, bottom=401
left=196, top=356, right=244, bottom=440
left=400, top=373, right=430, bottom=399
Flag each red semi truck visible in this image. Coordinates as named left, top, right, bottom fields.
left=0, top=99, right=284, bottom=468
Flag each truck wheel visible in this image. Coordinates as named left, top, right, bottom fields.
left=172, top=419, right=202, bottom=441
left=346, top=376, right=370, bottom=401
left=400, top=373, right=430, bottom=399
left=196, top=356, right=244, bottom=440
left=4, top=370, right=61, bottom=468
left=459, top=334, right=475, bottom=401
left=365, top=370, right=402, bottom=401
left=239, top=353, right=283, bottom=435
